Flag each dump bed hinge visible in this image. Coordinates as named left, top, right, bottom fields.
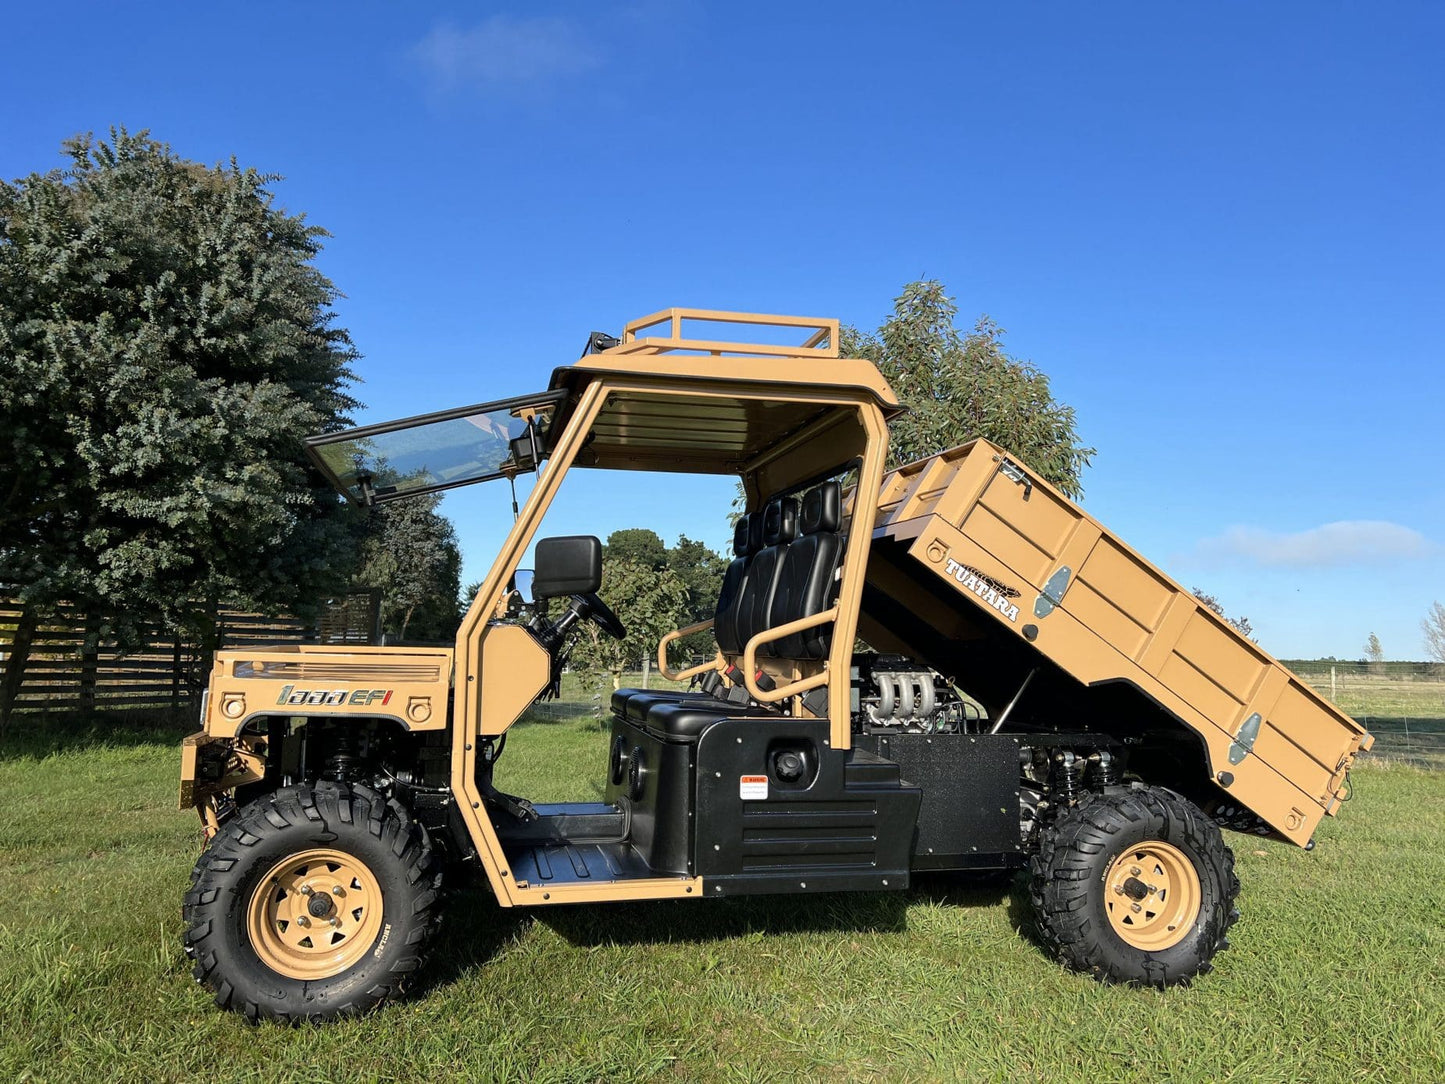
left=1229, top=712, right=1263, bottom=765
left=1033, top=566, right=1072, bottom=618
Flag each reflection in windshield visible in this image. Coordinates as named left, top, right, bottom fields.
left=309, top=399, right=553, bottom=504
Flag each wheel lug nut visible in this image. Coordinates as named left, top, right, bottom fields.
left=329, top=917, right=341, bottom=928
left=1131, top=903, right=1142, bottom=914
left=1114, top=885, right=1124, bottom=895
left=1130, top=867, right=1141, bottom=877
left=332, top=886, right=344, bottom=897
left=300, top=884, right=314, bottom=896
left=296, top=915, right=311, bottom=927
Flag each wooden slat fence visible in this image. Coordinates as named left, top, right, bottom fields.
left=0, top=599, right=310, bottom=714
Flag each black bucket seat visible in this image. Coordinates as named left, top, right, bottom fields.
left=763, top=481, right=843, bottom=660
left=611, top=512, right=758, bottom=722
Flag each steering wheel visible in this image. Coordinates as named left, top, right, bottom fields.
left=569, top=592, right=626, bottom=640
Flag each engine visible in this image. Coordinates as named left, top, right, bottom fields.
left=851, top=654, right=983, bottom=734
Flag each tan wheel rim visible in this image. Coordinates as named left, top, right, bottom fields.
left=1104, top=841, right=1202, bottom=951
left=246, top=848, right=383, bottom=980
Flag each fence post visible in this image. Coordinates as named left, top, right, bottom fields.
left=171, top=635, right=182, bottom=711
left=0, top=604, right=39, bottom=738
left=78, top=615, right=100, bottom=713
left=1331, top=665, right=1336, bottom=701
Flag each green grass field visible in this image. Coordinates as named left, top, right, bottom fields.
left=1, top=703, right=1442, bottom=1083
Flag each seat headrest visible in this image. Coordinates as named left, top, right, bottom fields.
left=747, top=508, right=766, bottom=553
left=801, top=481, right=842, bottom=535
left=762, top=497, right=800, bottom=547
left=732, top=514, right=752, bottom=558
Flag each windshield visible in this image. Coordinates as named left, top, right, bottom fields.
left=306, top=391, right=566, bottom=504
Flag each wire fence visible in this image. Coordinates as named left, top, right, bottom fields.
left=1292, top=666, right=1445, bottom=770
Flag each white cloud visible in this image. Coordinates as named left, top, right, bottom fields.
left=409, top=15, right=600, bottom=93
left=1190, top=520, right=1437, bottom=568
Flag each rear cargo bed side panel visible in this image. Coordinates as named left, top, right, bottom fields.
left=1077, top=539, right=1174, bottom=635
left=872, top=440, right=1370, bottom=846
left=901, top=519, right=1327, bottom=840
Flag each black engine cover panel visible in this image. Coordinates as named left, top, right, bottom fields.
left=854, top=731, right=1024, bottom=868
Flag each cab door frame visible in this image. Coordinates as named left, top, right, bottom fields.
left=448, top=377, right=890, bottom=906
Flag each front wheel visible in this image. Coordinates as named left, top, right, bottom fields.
left=1030, top=787, right=1238, bottom=987
left=183, top=782, right=443, bottom=1022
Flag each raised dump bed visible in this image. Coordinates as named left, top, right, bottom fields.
left=857, top=438, right=1371, bottom=847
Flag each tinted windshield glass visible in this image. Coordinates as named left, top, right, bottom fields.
left=307, top=392, right=564, bottom=504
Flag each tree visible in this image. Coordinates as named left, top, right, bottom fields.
left=1363, top=633, right=1385, bottom=669
left=461, top=580, right=483, bottom=610
left=0, top=130, right=360, bottom=721
left=604, top=528, right=668, bottom=570
left=666, top=534, right=729, bottom=654
left=604, top=531, right=728, bottom=658
left=352, top=495, right=461, bottom=642
left=1423, top=602, right=1445, bottom=666
left=843, top=281, right=1094, bottom=497
left=1192, top=588, right=1256, bottom=642
left=569, top=557, right=689, bottom=689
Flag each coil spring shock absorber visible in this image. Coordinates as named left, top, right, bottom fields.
left=1092, top=749, right=1120, bottom=788
left=324, top=727, right=361, bottom=782
left=1054, top=750, right=1084, bottom=806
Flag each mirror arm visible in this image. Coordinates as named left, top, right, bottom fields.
left=534, top=601, right=584, bottom=652
left=550, top=606, right=583, bottom=644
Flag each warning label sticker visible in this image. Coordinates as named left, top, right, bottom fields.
left=739, top=775, right=768, bottom=800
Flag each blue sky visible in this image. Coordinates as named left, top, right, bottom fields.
left=4, top=2, right=1442, bottom=659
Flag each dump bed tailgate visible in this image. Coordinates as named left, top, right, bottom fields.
left=866, top=439, right=1371, bottom=846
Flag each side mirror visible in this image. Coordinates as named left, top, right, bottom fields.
left=532, top=536, right=602, bottom=599
left=512, top=569, right=535, bottom=605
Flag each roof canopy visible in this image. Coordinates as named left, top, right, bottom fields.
left=549, top=307, right=900, bottom=487
left=307, top=309, right=899, bottom=504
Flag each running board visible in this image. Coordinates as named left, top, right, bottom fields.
left=507, top=840, right=655, bottom=887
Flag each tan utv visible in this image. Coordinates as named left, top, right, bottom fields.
left=178, top=309, right=1371, bottom=1021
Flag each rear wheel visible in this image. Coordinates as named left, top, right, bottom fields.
left=183, top=782, right=443, bottom=1022
left=1030, top=786, right=1238, bottom=987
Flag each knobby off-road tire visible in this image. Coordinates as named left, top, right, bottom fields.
left=1030, top=786, right=1239, bottom=987
left=183, top=782, right=443, bottom=1023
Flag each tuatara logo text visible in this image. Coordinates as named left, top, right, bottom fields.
left=276, top=685, right=394, bottom=707
left=943, top=558, right=1021, bottom=623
